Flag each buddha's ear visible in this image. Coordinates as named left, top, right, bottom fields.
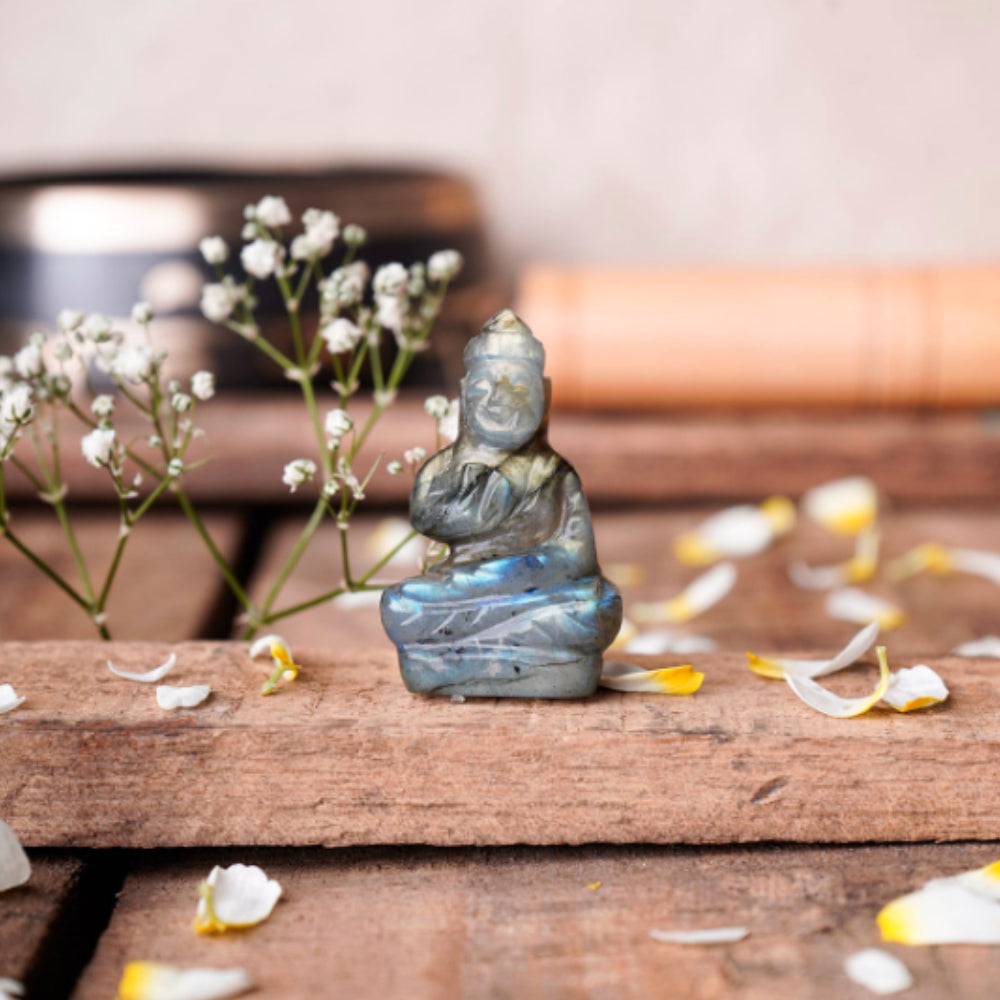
left=537, top=378, right=553, bottom=438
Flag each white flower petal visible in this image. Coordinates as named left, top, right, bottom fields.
left=0, top=818, right=31, bottom=892
left=633, top=562, right=737, bottom=624
left=0, top=980, right=24, bottom=1000
left=118, top=961, right=254, bottom=1000
left=843, top=948, right=913, bottom=995
left=953, top=635, right=1000, bottom=658
left=879, top=882, right=1000, bottom=945
left=649, top=926, right=749, bottom=945
left=825, top=588, right=905, bottom=630
left=674, top=506, right=774, bottom=564
left=248, top=633, right=288, bottom=660
left=950, top=547, right=1000, bottom=586
left=748, top=622, right=879, bottom=680
left=788, top=559, right=851, bottom=590
left=0, top=683, right=25, bottom=714
left=802, top=476, right=878, bottom=535
left=194, top=863, right=281, bottom=933
left=623, top=629, right=717, bottom=655
left=785, top=645, right=891, bottom=718
left=599, top=661, right=704, bottom=694
left=882, top=665, right=948, bottom=712
left=108, top=653, right=177, bottom=683
left=156, top=685, right=211, bottom=710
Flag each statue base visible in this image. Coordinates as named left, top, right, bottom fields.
left=397, top=646, right=603, bottom=699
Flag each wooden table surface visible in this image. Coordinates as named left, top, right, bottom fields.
left=1, top=399, right=999, bottom=999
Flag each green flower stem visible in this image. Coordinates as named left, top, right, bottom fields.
left=339, top=520, right=353, bottom=588
left=224, top=322, right=296, bottom=371
left=2, top=524, right=96, bottom=622
left=94, top=500, right=130, bottom=613
left=175, top=488, right=251, bottom=610
left=356, top=527, right=419, bottom=585
left=52, top=498, right=95, bottom=604
left=249, top=585, right=348, bottom=629
left=10, top=455, right=46, bottom=493
left=253, top=496, right=328, bottom=626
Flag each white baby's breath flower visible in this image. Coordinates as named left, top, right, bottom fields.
left=13, top=341, right=43, bottom=379
left=53, top=340, right=73, bottom=362
left=240, top=238, right=284, bottom=280
left=57, top=308, right=83, bottom=333
left=171, top=392, right=193, bottom=413
left=386, top=460, right=403, bottom=475
left=81, top=312, right=112, bottom=342
left=438, top=398, right=459, bottom=442
left=0, top=818, right=31, bottom=892
left=199, top=235, right=230, bottom=266
left=324, top=408, right=353, bottom=440
left=407, top=263, right=427, bottom=297
left=321, top=262, right=367, bottom=308
left=427, top=249, right=463, bottom=282
left=0, top=357, right=13, bottom=391
left=320, top=318, right=362, bottom=354
left=194, top=863, right=282, bottom=934
left=117, top=962, right=253, bottom=1000
left=131, top=301, right=153, bottom=324
left=282, top=458, right=316, bottom=493
left=200, top=283, right=236, bottom=323
left=291, top=208, right=340, bottom=260
left=404, top=446, right=427, bottom=469
left=81, top=427, right=117, bottom=468
left=240, top=221, right=257, bottom=241
left=423, top=395, right=450, bottom=420
left=254, top=195, right=292, bottom=228
left=373, top=262, right=408, bottom=297
left=342, top=223, right=367, bottom=246
left=109, top=344, right=155, bottom=384
left=167, top=457, right=184, bottom=477
left=0, top=978, right=24, bottom=1000
left=374, top=388, right=397, bottom=407
left=375, top=294, right=404, bottom=333
left=0, top=384, right=34, bottom=424
left=190, top=371, right=215, bottom=401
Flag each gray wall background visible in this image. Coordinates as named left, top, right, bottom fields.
left=2, top=0, right=998, bottom=268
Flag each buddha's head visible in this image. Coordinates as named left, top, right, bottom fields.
left=461, top=310, right=547, bottom=450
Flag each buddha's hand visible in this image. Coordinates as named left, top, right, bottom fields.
left=413, top=462, right=514, bottom=540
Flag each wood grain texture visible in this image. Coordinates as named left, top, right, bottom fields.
left=4, top=395, right=1000, bottom=504
left=2, top=641, right=999, bottom=849
left=254, top=507, right=1000, bottom=657
left=0, top=512, right=241, bottom=640
left=73, top=842, right=1000, bottom=1000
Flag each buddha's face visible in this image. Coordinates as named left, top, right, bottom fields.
left=462, top=360, right=544, bottom=449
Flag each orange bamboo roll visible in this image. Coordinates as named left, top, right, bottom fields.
left=517, top=266, right=1000, bottom=410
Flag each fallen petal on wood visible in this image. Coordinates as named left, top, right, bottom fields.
left=785, top=645, right=891, bottom=718
left=649, top=926, right=749, bottom=945
left=747, top=621, right=879, bottom=680
left=843, top=948, right=913, bottom=995
left=600, top=662, right=704, bottom=695
left=156, top=685, right=211, bottom=711
left=0, top=818, right=30, bottom=892
left=882, top=665, right=948, bottom=712
left=0, top=683, right=25, bottom=715
left=118, top=961, right=254, bottom=1000
left=109, top=653, right=177, bottom=683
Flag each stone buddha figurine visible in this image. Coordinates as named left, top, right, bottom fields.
left=380, top=309, right=622, bottom=698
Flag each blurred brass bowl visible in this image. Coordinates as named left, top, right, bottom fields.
left=0, top=167, right=502, bottom=388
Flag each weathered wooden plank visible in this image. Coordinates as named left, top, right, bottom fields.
left=0, top=512, right=242, bottom=641
left=2, top=641, right=999, bottom=849
left=1, top=856, right=84, bottom=982
left=73, top=842, right=1000, bottom=1000
left=246, top=508, right=1000, bottom=656
left=4, top=395, right=1000, bottom=503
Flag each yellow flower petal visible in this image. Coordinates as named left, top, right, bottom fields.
left=599, top=662, right=704, bottom=695
left=118, top=961, right=254, bottom=1000
left=878, top=883, right=1000, bottom=945
left=248, top=634, right=301, bottom=696
left=759, top=495, right=796, bottom=536
left=887, top=542, right=955, bottom=581
left=673, top=531, right=722, bottom=566
left=747, top=622, right=879, bottom=680
left=882, top=665, right=948, bottom=712
left=784, top=644, right=891, bottom=718
left=801, top=476, right=878, bottom=536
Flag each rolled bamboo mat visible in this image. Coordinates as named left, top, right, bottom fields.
left=517, top=265, right=1000, bottom=409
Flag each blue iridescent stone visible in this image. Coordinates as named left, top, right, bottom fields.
left=380, top=309, right=622, bottom=698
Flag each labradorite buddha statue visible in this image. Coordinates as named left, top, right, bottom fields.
left=380, top=309, right=622, bottom=698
